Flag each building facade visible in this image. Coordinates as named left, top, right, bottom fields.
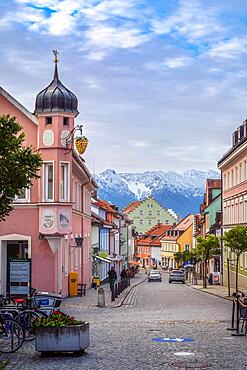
left=135, top=224, right=172, bottom=268
left=218, top=120, right=247, bottom=287
left=160, top=215, right=194, bottom=269
left=123, top=197, right=178, bottom=234
left=0, top=56, right=96, bottom=296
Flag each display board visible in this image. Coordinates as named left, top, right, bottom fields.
left=8, top=259, right=31, bottom=296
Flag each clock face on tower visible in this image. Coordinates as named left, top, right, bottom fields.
left=43, top=129, right=54, bottom=146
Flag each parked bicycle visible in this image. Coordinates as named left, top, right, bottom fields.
left=0, top=313, right=25, bottom=353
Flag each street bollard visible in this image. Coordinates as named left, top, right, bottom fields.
left=97, top=287, right=105, bottom=307
left=231, top=294, right=245, bottom=337
left=111, top=284, right=115, bottom=301
left=227, top=292, right=237, bottom=331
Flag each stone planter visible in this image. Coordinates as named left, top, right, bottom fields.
left=35, top=323, right=90, bottom=353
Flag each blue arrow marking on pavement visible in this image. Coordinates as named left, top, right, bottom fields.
left=152, top=337, right=193, bottom=343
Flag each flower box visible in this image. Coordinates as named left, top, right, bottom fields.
left=35, top=322, right=90, bottom=353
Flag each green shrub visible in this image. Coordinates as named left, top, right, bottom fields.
left=32, top=311, right=85, bottom=329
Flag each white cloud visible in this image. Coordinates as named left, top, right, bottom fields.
left=152, top=0, right=223, bottom=43
left=86, top=25, right=149, bottom=49
left=208, top=37, right=247, bottom=59
left=162, top=56, right=191, bottom=69
left=87, top=50, right=106, bottom=61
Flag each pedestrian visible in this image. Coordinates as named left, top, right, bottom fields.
left=108, top=266, right=117, bottom=291
left=120, top=266, right=127, bottom=280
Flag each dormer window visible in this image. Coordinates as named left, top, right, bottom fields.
left=45, top=117, right=52, bottom=125
left=63, top=117, right=69, bottom=126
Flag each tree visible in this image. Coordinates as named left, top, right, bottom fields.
left=174, top=252, right=184, bottom=268
left=196, top=235, right=221, bottom=288
left=223, top=226, right=247, bottom=293
left=0, top=115, right=42, bottom=221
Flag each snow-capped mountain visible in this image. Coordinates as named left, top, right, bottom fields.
left=95, top=169, right=220, bottom=217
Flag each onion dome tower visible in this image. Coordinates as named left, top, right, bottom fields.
left=34, top=50, right=79, bottom=116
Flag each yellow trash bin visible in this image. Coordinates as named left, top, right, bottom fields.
left=92, top=276, right=100, bottom=288
left=69, top=271, right=78, bottom=297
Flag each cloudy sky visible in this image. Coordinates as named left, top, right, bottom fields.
left=1, top=0, right=247, bottom=174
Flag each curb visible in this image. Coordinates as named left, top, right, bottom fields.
left=112, top=276, right=147, bottom=308
left=185, top=282, right=233, bottom=302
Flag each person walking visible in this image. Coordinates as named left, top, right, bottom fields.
left=108, top=266, right=117, bottom=291
left=120, top=266, right=127, bottom=280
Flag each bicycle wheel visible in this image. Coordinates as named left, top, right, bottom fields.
left=19, top=310, right=39, bottom=341
left=0, top=318, right=25, bottom=353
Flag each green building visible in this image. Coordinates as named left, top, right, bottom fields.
left=123, top=197, right=178, bottom=234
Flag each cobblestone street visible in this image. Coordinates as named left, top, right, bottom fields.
left=1, top=271, right=247, bottom=370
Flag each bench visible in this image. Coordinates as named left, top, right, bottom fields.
left=77, top=283, right=86, bottom=297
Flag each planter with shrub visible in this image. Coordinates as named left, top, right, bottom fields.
left=33, top=311, right=90, bottom=354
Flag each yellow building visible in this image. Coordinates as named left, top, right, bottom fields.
left=161, top=215, right=194, bottom=269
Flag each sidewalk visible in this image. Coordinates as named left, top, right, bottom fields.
left=186, top=278, right=247, bottom=301
left=61, top=270, right=147, bottom=310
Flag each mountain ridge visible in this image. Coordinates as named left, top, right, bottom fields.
left=95, top=169, right=220, bottom=217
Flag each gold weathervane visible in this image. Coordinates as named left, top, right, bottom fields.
left=53, top=49, right=59, bottom=63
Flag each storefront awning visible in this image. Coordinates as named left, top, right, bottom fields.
left=94, top=255, right=112, bottom=264
left=161, top=252, right=174, bottom=258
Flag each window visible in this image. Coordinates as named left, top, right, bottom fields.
left=140, top=210, right=143, bottom=216
left=140, top=220, right=143, bottom=225
left=240, top=163, right=242, bottom=183
left=63, top=117, right=69, bottom=126
left=60, top=163, right=69, bottom=202
left=227, top=172, right=230, bottom=187
left=14, top=188, right=30, bottom=203
left=45, top=117, right=52, bottom=125
left=157, top=220, right=160, bottom=224
left=166, top=220, right=169, bottom=224
left=44, top=162, right=54, bottom=201
left=231, top=170, right=234, bottom=187
left=235, top=166, right=238, bottom=185
left=149, top=219, right=152, bottom=225
left=157, top=210, right=161, bottom=216
left=149, top=211, right=152, bottom=216
left=224, top=174, right=227, bottom=190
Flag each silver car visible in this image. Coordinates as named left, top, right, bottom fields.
left=148, top=270, right=162, bottom=282
left=169, top=270, right=185, bottom=284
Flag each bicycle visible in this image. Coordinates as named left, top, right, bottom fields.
left=0, top=313, right=25, bottom=353
left=0, top=294, right=47, bottom=341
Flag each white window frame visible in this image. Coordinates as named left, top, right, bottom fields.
left=64, top=236, right=69, bottom=276
left=14, top=188, right=30, bottom=203
left=60, top=162, right=70, bottom=202
left=43, top=161, right=54, bottom=202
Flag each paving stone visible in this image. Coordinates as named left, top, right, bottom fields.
left=1, top=271, right=247, bottom=369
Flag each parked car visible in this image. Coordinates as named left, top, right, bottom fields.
left=169, top=270, right=185, bottom=284
left=148, top=270, right=162, bottom=282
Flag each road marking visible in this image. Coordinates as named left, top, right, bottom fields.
left=152, top=337, right=193, bottom=343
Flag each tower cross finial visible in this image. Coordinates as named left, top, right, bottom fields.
left=53, top=49, right=59, bottom=63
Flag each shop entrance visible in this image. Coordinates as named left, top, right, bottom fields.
left=0, top=239, right=29, bottom=295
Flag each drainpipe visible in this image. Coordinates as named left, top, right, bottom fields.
left=220, top=169, right=223, bottom=286
left=81, top=176, right=92, bottom=285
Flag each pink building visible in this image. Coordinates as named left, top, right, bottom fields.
left=0, top=55, right=96, bottom=296
left=218, top=120, right=247, bottom=287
